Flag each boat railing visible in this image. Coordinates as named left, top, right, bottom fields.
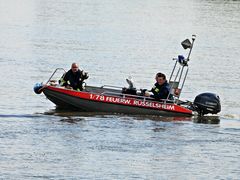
left=101, top=85, right=149, bottom=100
left=101, top=84, right=145, bottom=93
left=101, top=85, right=177, bottom=103
left=101, top=91, right=147, bottom=100
left=100, top=85, right=124, bottom=90
left=46, top=68, right=66, bottom=84
left=101, top=91, right=175, bottom=104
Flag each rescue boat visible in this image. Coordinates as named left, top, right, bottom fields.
left=34, top=35, right=221, bottom=116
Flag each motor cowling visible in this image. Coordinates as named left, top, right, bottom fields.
left=193, top=93, right=221, bottom=116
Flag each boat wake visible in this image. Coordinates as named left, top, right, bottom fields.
left=222, top=114, right=240, bottom=121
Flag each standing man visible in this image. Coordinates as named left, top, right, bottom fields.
left=145, top=72, right=171, bottom=100
left=60, top=63, right=88, bottom=91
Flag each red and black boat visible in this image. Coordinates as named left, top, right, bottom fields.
left=34, top=35, right=221, bottom=116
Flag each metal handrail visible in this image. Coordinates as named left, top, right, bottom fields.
left=101, top=84, right=145, bottom=93
left=101, top=85, right=123, bottom=89
left=101, top=91, right=147, bottom=100
left=101, top=91, right=175, bottom=104
left=46, top=68, right=66, bottom=84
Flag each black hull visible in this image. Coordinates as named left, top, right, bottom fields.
left=43, top=88, right=193, bottom=117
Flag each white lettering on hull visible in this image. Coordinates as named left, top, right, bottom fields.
left=89, top=94, right=175, bottom=111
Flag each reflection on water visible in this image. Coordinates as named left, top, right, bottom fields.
left=59, top=117, right=85, bottom=124
left=193, top=116, right=220, bottom=124
left=43, top=108, right=221, bottom=124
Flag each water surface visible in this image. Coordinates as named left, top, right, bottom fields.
left=0, top=0, right=240, bottom=179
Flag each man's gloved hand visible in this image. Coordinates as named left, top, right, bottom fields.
left=65, top=85, right=73, bottom=89
left=82, top=71, right=89, bottom=80
left=140, top=89, right=150, bottom=96
left=144, top=91, right=151, bottom=97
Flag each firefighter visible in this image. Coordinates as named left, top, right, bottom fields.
left=145, top=72, right=171, bottom=100
left=59, top=63, right=88, bottom=91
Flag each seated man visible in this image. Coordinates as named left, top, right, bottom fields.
left=145, top=72, right=172, bottom=100
left=59, top=63, right=88, bottom=91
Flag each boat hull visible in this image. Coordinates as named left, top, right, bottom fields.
left=43, top=86, right=193, bottom=117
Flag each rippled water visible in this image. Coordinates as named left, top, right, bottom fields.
left=0, top=0, right=240, bottom=179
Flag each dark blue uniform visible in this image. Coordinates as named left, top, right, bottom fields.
left=150, top=81, right=171, bottom=100
left=60, top=69, right=88, bottom=91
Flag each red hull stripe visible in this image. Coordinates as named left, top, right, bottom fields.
left=46, top=86, right=193, bottom=115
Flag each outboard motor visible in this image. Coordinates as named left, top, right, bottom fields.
left=193, top=93, right=221, bottom=116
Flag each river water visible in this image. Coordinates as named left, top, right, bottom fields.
left=0, top=0, right=240, bottom=179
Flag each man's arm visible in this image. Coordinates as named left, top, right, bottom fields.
left=59, top=72, right=69, bottom=86
left=150, top=87, right=169, bottom=100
